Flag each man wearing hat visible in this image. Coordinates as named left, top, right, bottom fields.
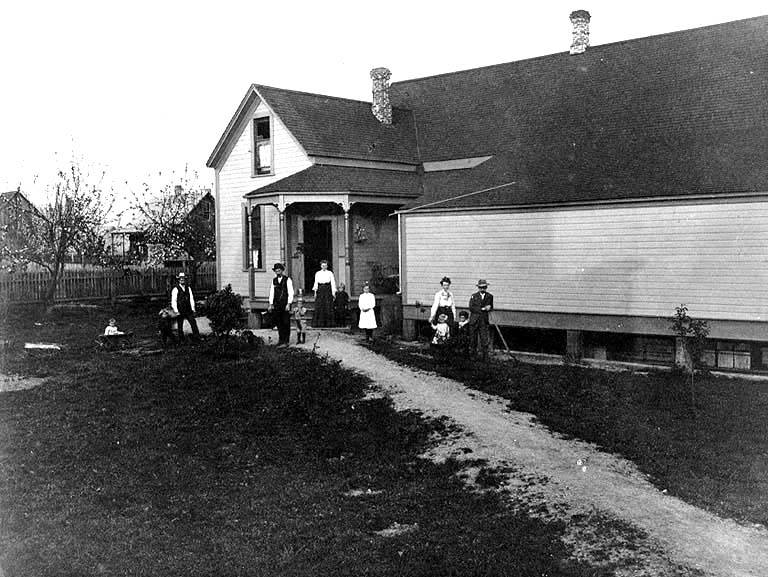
left=268, top=263, right=294, bottom=346
left=171, top=272, right=199, bottom=342
left=468, top=279, right=494, bottom=361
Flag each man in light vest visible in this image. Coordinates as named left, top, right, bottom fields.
left=171, top=272, right=200, bottom=342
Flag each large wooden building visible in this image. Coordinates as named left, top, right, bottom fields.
left=208, top=13, right=768, bottom=370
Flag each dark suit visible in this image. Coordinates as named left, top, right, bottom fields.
left=270, top=275, right=294, bottom=345
left=468, top=290, right=494, bottom=360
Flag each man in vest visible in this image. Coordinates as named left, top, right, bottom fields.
left=171, top=272, right=200, bottom=342
left=268, top=262, right=294, bottom=346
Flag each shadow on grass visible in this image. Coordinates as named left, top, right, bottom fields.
left=0, top=305, right=616, bottom=576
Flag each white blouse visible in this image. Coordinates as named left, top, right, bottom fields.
left=430, top=290, right=457, bottom=321
left=313, top=269, right=337, bottom=295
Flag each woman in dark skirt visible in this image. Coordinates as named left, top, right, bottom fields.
left=312, top=260, right=336, bottom=327
left=429, top=276, right=457, bottom=325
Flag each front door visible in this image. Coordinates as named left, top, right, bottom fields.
left=303, top=220, right=333, bottom=293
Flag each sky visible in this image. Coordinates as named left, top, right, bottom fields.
left=2, top=0, right=767, bottom=221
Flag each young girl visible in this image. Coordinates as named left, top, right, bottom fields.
left=357, top=282, right=377, bottom=342
left=292, top=297, right=307, bottom=344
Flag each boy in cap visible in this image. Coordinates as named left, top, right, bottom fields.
left=468, top=279, right=494, bottom=361
left=268, top=262, right=294, bottom=346
left=171, top=272, right=199, bottom=342
left=292, top=294, right=307, bottom=344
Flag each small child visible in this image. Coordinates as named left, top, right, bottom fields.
left=430, top=313, right=451, bottom=346
left=158, top=307, right=178, bottom=345
left=333, top=283, right=350, bottom=327
left=104, top=318, right=124, bottom=336
left=457, top=310, right=471, bottom=356
left=292, top=297, right=307, bottom=344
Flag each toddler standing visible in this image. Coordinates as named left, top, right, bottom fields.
left=292, top=297, right=307, bottom=344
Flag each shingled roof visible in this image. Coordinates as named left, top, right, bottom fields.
left=393, top=15, right=768, bottom=211
left=244, top=165, right=422, bottom=198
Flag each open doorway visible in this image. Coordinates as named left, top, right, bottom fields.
left=303, top=220, right=333, bottom=294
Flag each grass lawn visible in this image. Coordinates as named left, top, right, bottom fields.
left=0, top=304, right=616, bottom=576
left=367, top=339, right=768, bottom=529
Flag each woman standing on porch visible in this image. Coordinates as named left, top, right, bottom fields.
left=312, top=260, right=336, bottom=327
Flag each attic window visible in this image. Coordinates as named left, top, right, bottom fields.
left=253, top=117, right=272, bottom=176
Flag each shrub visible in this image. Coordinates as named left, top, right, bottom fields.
left=205, top=284, right=245, bottom=337
left=670, top=304, right=711, bottom=407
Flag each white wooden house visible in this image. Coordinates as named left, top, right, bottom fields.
left=206, top=76, right=420, bottom=319
left=208, top=13, right=768, bottom=370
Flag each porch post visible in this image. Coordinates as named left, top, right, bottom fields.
left=278, top=196, right=287, bottom=265
left=343, top=208, right=351, bottom=291
left=247, top=204, right=255, bottom=300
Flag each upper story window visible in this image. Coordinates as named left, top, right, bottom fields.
left=253, top=117, right=272, bottom=176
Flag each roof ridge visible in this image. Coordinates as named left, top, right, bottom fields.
left=392, top=14, right=768, bottom=87
left=252, top=84, right=411, bottom=112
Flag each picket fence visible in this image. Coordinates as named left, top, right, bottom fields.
left=0, top=263, right=216, bottom=304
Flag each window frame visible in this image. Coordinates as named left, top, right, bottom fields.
left=242, top=204, right=265, bottom=272
left=252, top=116, right=273, bottom=177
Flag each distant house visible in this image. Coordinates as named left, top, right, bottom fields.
left=1, top=189, right=39, bottom=240
left=146, top=190, right=216, bottom=268
left=107, top=226, right=147, bottom=264
left=208, top=13, right=768, bottom=371
left=1, top=190, right=42, bottom=268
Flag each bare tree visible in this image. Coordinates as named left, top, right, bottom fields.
left=1, top=162, right=112, bottom=305
left=131, top=168, right=215, bottom=287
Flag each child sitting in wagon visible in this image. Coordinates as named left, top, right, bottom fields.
left=104, top=318, right=124, bottom=336
left=98, top=318, right=134, bottom=350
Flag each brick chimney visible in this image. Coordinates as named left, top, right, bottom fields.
left=370, top=67, right=392, bottom=125
left=569, top=10, right=591, bottom=55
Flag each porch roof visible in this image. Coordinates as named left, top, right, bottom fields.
left=244, top=165, right=422, bottom=199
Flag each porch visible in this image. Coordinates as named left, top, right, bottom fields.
left=243, top=190, right=407, bottom=304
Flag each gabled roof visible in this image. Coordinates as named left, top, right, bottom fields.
left=0, top=190, right=40, bottom=214
left=244, top=165, right=422, bottom=198
left=393, top=15, right=768, bottom=211
left=207, top=85, right=420, bottom=169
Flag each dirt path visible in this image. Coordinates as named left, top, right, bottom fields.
left=269, top=329, right=768, bottom=577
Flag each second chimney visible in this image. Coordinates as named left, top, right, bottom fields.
left=569, top=10, right=591, bottom=55
left=370, top=67, right=392, bottom=125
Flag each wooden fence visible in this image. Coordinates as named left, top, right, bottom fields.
left=0, top=263, right=216, bottom=304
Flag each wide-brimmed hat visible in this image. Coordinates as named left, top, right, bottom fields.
left=177, top=272, right=186, bottom=280
left=476, top=279, right=489, bottom=288
left=272, top=262, right=285, bottom=271
left=437, top=313, right=448, bottom=322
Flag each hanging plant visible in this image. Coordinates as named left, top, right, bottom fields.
left=354, top=224, right=368, bottom=243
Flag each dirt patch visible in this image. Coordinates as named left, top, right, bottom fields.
left=264, top=329, right=768, bottom=577
left=0, top=373, right=46, bottom=393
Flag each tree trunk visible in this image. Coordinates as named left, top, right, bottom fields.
left=44, top=264, right=62, bottom=306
